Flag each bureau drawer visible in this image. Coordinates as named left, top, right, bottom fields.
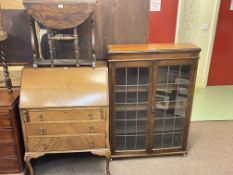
left=0, top=112, right=9, bottom=118
left=0, top=158, right=20, bottom=173
left=0, top=130, right=14, bottom=142
left=0, top=143, right=17, bottom=157
left=0, top=117, right=12, bottom=129
left=26, top=121, right=106, bottom=136
left=28, top=134, right=106, bottom=152
left=24, top=108, right=105, bottom=123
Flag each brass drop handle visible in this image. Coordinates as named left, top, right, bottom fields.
left=89, top=126, right=95, bottom=133
left=39, top=128, right=45, bottom=135
left=39, top=114, right=43, bottom=121
left=89, top=141, right=95, bottom=148
left=43, top=143, right=48, bottom=150
left=88, top=113, right=93, bottom=120
left=23, top=111, right=30, bottom=123
left=100, top=109, right=104, bottom=119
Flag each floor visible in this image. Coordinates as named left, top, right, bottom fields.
left=192, top=85, right=233, bottom=121
left=34, top=121, right=233, bottom=175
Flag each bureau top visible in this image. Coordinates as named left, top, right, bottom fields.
left=20, top=64, right=108, bottom=109
left=108, top=43, right=201, bottom=54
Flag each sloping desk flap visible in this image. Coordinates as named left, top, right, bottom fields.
left=20, top=65, right=108, bottom=109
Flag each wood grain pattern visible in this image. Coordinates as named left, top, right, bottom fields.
left=95, top=0, right=149, bottom=59
left=23, top=0, right=96, bottom=29
left=0, top=117, right=12, bottom=128
left=0, top=143, right=17, bottom=157
left=0, top=0, right=24, bottom=9
left=28, top=134, right=106, bottom=152
left=0, top=158, right=20, bottom=173
left=108, top=43, right=201, bottom=54
left=0, top=129, right=14, bottom=142
left=0, top=90, right=25, bottom=174
left=0, top=90, right=19, bottom=107
left=25, top=108, right=105, bottom=123
left=20, top=64, right=109, bottom=109
left=26, top=121, right=106, bottom=136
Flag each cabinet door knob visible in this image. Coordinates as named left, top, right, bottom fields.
left=40, top=128, right=45, bottom=135
left=89, top=126, right=95, bottom=133
left=89, top=141, right=95, bottom=148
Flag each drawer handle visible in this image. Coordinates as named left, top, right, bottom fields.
left=43, top=143, right=48, bottom=150
left=23, top=111, right=30, bottom=123
left=88, top=113, right=93, bottom=120
left=89, top=126, right=95, bottom=133
left=100, top=109, right=104, bottom=119
left=89, top=141, right=95, bottom=148
left=40, top=128, right=45, bottom=135
left=39, top=114, right=43, bottom=121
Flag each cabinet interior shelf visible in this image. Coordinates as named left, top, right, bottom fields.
left=115, top=85, right=149, bottom=93
left=115, top=104, right=148, bottom=111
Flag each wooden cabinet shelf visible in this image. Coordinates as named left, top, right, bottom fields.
left=108, top=43, right=201, bottom=157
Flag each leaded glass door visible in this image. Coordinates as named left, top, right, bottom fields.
left=152, top=61, right=194, bottom=150
left=111, top=62, right=151, bottom=152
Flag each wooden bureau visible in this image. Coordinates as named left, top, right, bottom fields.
left=19, top=63, right=110, bottom=175
left=0, top=90, right=25, bottom=174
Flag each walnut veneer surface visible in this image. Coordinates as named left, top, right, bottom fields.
left=19, top=62, right=110, bottom=175
left=23, top=0, right=96, bottom=29
left=0, top=90, right=25, bottom=174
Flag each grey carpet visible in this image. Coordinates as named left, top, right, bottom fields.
left=34, top=121, right=233, bottom=175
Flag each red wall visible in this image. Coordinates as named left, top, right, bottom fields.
left=149, top=0, right=179, bottom=43
left=208, top=0, right=233, bottom=85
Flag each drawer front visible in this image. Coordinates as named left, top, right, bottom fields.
left=0, top=130, right=14, bottom=142
left=0, top=117, right=12, bottom=129
left=0, top=112, right=9, bottom=118
left=26, top=121, right=106, bottom=136
left=25, top=108, right=105, bottom=123
left=28, top=134, right=106, bottom=152
left=0, top=143, right=17, bottom=157
left=0, top=158, right=20, bottom=173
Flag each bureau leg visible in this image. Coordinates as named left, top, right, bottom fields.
left=91, top=150, right=111, bottom=175
left=24, top=155, right=34, bottom=175
left=24, top=153, right=45, bottom=175
left=106, top=156, right=111, bottom=175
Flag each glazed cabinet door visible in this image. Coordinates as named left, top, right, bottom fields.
left=152, top=60, right=197, bottom=151
left=110, top=62, right=152, bottom=153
